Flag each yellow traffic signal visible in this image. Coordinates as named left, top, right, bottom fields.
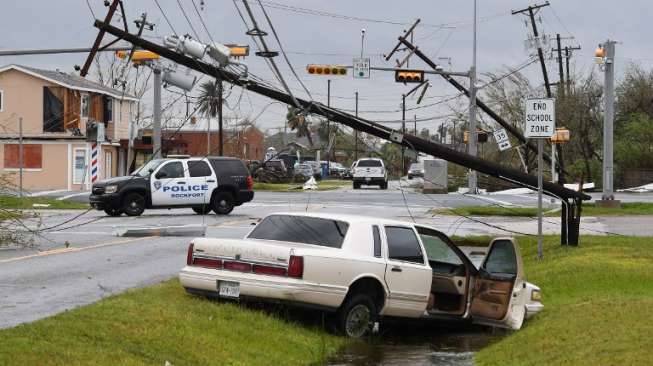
left=225, top=44, right=249, bottom=57
left=116, top=50, right=160, bottom=62
left=395, top=70, right=424, bottom=83
left=463, top=129, right=488, bottom=144
left=306, top=64, right=347, bottom=76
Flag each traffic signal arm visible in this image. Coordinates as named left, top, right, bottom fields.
left=306, top=64, right=347, bottom=75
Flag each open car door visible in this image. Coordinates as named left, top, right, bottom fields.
left=470, top=238, right=527, bottom=330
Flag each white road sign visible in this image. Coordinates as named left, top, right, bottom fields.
left=493, top=128, right=511, bottom=151
left=524, top=98, right=555, bottom=138
left=353, top=57, right=370, bottom=79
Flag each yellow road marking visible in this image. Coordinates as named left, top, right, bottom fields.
left=0, top=236, right=152, bottom=264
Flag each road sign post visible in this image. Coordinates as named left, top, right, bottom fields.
left=493, top=128, right=511, bottom=151
left=524, top=98, right=556, bottom=259
left=353, top=58, right=370, bottom=79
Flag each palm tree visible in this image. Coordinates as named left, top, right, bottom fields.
left=196, top=80, right=223, bottom=155
left=286, top=107, right=313, bottom=146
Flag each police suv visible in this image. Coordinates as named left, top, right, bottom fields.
left=89, top=156, right=254, bottom=217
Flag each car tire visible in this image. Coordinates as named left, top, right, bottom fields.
left=104, top=208, right=123, bottom=217
left=380, top=181, right=388, bottom=190
left=353, top=182, right=360, bottom=189
left=212, top=191, right=235, bottom=215
left=336, top=293, right=378, bottom=338
left=192, top=205, right=212, bottom=215
left=122, top=193, right=145, bottom=216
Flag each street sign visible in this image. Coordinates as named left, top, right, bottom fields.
left=493, top=128, right=511, bottom=151
left=524, top=98, right=555, bottom=138
left=353, top=57, right=370, bottom=79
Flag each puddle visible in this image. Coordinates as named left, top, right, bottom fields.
left=328, top=322, right=503, bottom=366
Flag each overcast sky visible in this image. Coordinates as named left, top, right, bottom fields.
left=1, top=0, right=651, bottom=133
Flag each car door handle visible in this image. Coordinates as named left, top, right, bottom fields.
left=206, top=179, right=216, bottom=183
left=391, top=266, right=402, bottom=272
left=177, top=181, right=186, bottom=184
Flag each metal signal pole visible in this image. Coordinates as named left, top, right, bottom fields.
left=152, top=66, right=162, bottom=159
left=468, top=0, right=478, bottom=193
left=402, top=93, right=406, bottom=175
left=355, top=91, right=359, bottom=161
left=601, top=40, right=617, bottom=202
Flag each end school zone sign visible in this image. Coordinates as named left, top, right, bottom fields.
left=524, top=98, right=555, bottom=138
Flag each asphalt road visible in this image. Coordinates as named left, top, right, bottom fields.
left=2, top=183, right=652, bottom=329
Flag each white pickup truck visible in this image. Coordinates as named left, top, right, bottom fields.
left=352, top=158, right=388, bottom=189
left=179, top=212, right=542, bottom=337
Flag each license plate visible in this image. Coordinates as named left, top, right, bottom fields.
left=365, top=177, right=371, bottom=181
left=218, top=281, right=240, bottom=298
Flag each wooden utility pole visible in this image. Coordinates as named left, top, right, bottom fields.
left=512, top=2, right=552, bottom=97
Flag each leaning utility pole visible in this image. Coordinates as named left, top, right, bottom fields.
left=90, top=17, right=590, bottom=246
left=387, top=20, right=561, bottom=176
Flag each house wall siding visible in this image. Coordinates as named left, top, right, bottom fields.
left=0, top=69, right=57, bottom=135
left=0, top=141, right=73, bottom=191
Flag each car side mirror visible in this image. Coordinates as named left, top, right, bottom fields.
left=155, top=171, right=167, bottom=179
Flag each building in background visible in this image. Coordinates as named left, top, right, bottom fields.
left=128, top=118, right=264, bottom=169
left=0, top=64, right=138, bottom=191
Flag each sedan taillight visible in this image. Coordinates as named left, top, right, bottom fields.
left=287, top=255, right=304, bottom=278
left=186, top=243, right=194, bottom=265
left=193, top=257, right=222, bottom=269
left=246, top=175, right=254, bottom=190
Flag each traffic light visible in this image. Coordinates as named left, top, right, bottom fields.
left=463, top=129, right=488, bottom=144
left=225, top=44, right=250, bottom=58
left=395, top=69, right=424, bottom=83
left=306, top=64, right=347, bottom=76
left=116, top=50, right=160, bottom=62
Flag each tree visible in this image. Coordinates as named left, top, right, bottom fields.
left=615, top=113, right=653, bottom=169
left=616, top=64, right=653, bottom=129
left=286, top=107, right=313, bottom=146
left=196, top=80, right=223, bottom=155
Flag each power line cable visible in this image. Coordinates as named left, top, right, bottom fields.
left=176, top=0, right=202, bottom=41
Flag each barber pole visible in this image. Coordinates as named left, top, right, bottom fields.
left=91, top=142, right=99, bottom=183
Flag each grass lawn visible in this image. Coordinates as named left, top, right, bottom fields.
left=254, top=179, right=350, bottom=192
left=0, top=280, right=346, bottom=366
left=431, top=202, right=653, bottom=217
left=0, top=195, right=89, bottom=210
left=474, top=235, right=653, bottom=365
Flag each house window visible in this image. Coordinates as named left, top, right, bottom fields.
left=103, top=96, right=113, bottom=123
left=0, top=90, right=4, bottom=112
left=73, top=148, right=88, bottom=184
left=43, top=87, right=64, bottom=133
left=3, top=144, right=42, bottom=169
left=81, top=94, right=90, bottom=118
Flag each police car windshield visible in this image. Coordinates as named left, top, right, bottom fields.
left=133, top=159, right=165, bottom=177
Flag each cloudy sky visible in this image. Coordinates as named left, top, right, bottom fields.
left=1, top=0, right=651, bottom=133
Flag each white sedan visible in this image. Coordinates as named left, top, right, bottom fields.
left=179, top=212, right=542, bottom=337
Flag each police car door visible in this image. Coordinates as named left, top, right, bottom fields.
left=150, top=160, right=188, bottom=206
left=186, top=159, right=218, bottom=206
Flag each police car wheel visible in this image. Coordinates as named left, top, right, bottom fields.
left=192, top=206, right=211, bottom=215
left=123, top=193, right=145, bottom=216
left=104, top=208, right=123, bottom=217
left=212, top=192, right=234, bottom=215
